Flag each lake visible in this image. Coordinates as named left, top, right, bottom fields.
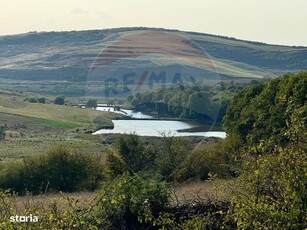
left=93, top=106, right=226, bottom=138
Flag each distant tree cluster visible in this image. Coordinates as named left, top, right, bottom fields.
left=24, top=97, right=46, bottom=103
left=128, top=82, right=249, bottom=124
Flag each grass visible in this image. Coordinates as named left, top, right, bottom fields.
left=8, top=179, right=233, bottom=213
left=0, top=89, right=125, bottom=160
left=0, top=89, right=124, bottom=129
left=10, top=191, right=96, bottom=213
left=171, top=179, right=233, bottom=204
left=0, top=103, right=120, bottom=129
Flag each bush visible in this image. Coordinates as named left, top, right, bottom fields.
left=85, top=98, right=97, bottom=109
left=0, top=125, right=6, bottom=141
left=105, top=151, right=129, bottom=178
left=114, top=133, right=190, bottom=180
left=28, top=97, right=37, bottom=103
left=54, top=95, right=65, bottom=105
left=0, top=190, right=101, bottom=229
left=230, top=143, right=307, bottom=229
left=172, top=136, right=242, bottom=182
left=115, top=134, right=148, bottom=173
left=97, top=173, right=170, bottom=229
left=0, top=146, right=104, bottom=194
left=154, top=133, right=189, bottom=180
left=229, top=112, right=307, bottom=229
left=37, top=97, right=46, bottom=103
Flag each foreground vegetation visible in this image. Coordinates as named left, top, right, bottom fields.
left=0, top=72, right=306, bottom=229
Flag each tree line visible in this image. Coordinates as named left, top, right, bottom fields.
left=128, top=81, right=258, bottom=124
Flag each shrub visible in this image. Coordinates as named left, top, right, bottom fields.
left=96, top=173, right=170, bottom=229
left=28, top=97, right=38, bottom=103
left=0, top=190, right=101, bottom=229
left=54, top=95, right=65, bottom=105
left=230, top=143, right=307, bottom=229
left=229, top=112, right=307, bottom=229
left=0, top=146, right=104, bottom=194
left=0, top=125, right=6, bottom=141
left=172, top=136, right=242, bottom=182
left=37, top=97, right=46, bottom=103
left=154, top=133, right=189, bottom=180
left=105, top=151, right=129, bottom=178
left=115, top=134, right=148, bottom=173
left=85, top=98, right=97, bottom=109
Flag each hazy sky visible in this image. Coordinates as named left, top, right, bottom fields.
left=1, top=0, right=307, bottom=46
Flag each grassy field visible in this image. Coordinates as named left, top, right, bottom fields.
left=0, top=89, right=124, bottom=160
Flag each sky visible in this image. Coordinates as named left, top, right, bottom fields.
left=1, top=0, right=307, bottom=46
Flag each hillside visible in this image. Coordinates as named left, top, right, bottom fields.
left=0, top=27, right=306, bottom=96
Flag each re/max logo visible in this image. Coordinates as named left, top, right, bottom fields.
left=103, top=71, right=198, bottom=97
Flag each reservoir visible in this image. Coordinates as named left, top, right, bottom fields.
left=93, top=106, right=226, bottom=138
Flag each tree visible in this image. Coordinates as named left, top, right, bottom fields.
left=37, top=97, right=46, bottom=103
left=230, top=116, right=307, bottom=229
left=97, top=174, right=170, bottom=229
left=28, top=97, right=38, bottom=103
left=223, top=72, right=307, bottom=148
left=115, top=134, right=147, bottom=173
left=85, top=98, right=97, bottom=109
left=0, top=125, right=6, bottom=141
left=154, top=133, right=189, bottom=180
left=227, top=73, right=307, bottom=228
left=54, top=95, right=65, bottom=105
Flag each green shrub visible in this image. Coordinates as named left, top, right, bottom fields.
left=85, top=98, right=97, bottom=109
left=54, top=95, right=65, bottom=105
left=172, top=136, right=242, bottom=182
left=154, top=133, right=189, bottom=180
left=37, top=97, right=46, bottom=103
left=28, top=97, right=38, bottom=103
left=115, top=134, right=148, bottom=173
left=230, top=144, right=307, bottom=229
left=229, top=113, right=307, bottom=229
left=0, top=146, right=104, bottom=194
left=105, top=151, right=129, bottom=178
left=97, top=173, right=171, bottom=229
left=0, top=125, right=6, bottom=141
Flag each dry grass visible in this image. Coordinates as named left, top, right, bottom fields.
left=170, top=179, right=233, bottom=205
left=10, top=192, right=96, bottom=213
left=9, top=179, right=234, bottom=214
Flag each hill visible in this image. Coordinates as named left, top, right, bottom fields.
left=0, top=27, right=306, bottom=96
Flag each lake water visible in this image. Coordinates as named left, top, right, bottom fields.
left=93, top=106, right=226, bottom=138
left=96, top=107, right=153, bottom=119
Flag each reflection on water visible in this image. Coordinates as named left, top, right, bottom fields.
left=93, top=120, right=226, bottom=138
left=96, top=107, right=153, bottom=119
